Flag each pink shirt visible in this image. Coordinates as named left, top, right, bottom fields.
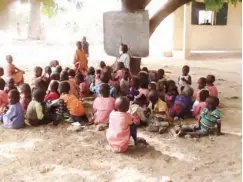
left=206, top=85, right=218, bottom=97
left=93, top=96, right=115, bottom=124
left=0, top=90, right=8, bottom=114
left=138, top=88, right=149, bottom=98
left=193, top=101, right=207, bottom=120
left=106, top=111, right=133, bottom=153
left=115, top=70, right=123, bottom=81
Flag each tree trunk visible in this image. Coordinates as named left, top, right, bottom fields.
left=121, top=0, right=151, bottom=12
left=28, top=0, right=41, bottom=40
left=0, top=6, right=10, bottom=30
left=149, top=0, right=192, bottom=36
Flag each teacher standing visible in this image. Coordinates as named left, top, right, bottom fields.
left=117, top=44, right=131, bottom=70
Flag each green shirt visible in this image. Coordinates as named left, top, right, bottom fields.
left=200, top=108, right=221, bottom=131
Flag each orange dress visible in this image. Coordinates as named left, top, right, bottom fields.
left=74, top=49, right=88, bottom=75
left=6, top=63, right=24, bottom=85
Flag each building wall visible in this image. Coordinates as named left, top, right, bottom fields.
left=173, top=3, right=242, bottom=51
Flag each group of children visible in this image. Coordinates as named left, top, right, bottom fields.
left=0, top=54, right=221, bottom=153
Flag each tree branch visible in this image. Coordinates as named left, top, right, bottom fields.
left=149, top=0, right=192, bottom=36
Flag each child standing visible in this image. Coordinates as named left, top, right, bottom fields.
left=106, top=97, right=135, bottom=153
left=74, top=41, right=88, bottom=75
left=120, top=68, right=130, bottom=96
left=178, top=96, right=221, bottom=138
left=19, top=83, right=32, bottom=114
left=193, top=90, right=209, bottom=120
left=5, top=55, right=25, bottom=85
left=92, top=84, right=115, bottom=130
left=44, top=81, right=60, bottom=102
left=206, top=74, right=218, bottom=97
left=0, top=90, right=25, bottom=129
left=178, top=65, right=192, bottom=94
left=59, top=82, right=86, bottom=123
left=193, top=77, right=207, bottom=110
left=0, top=79, right=8, bottom=114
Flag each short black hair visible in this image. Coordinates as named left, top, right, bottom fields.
left=60, top=71, right=69, bottom=81
left=56, top=66, right=63, bottom=74
left=50, top=81, right=59, bottom=92
left=100, top=71, right=110, bottom=83
left=117, top=62, right=125, bottom=70
left=0, top=78, right=5, bottom=90
left=34, top=66, right=43, bottom=75
left=9, top=89, right=20, bottom=103
left=158, top=69, right=165, bottom=78
left=207, top=74, right=216, bottom=84
left=100, top=83, right=110, bottom=98
left=59, top=81, right=70, bottom=94
left=138, top=72, right=149, bottom=89
left=141, top=67, right=149, bottom=73
left=19, top=83, right=31, bottom=96
left=132, top=76, right=140, bottom=89
left=68, top=69, right=75, bottom=78
left=45, top=66, right=52, bottom=74
left=75, top=73, right=84, bottom=84
left=50, top=72, right=60, bottom=81
left=88, top=67, right=95, bottom=75
left=121, top=44, right=128, bottom=53
left=199, top=89, right=209, bottom=102
left=100, top=61, right=106, bottom=69
left=199, top=77, right=207, bottom=85
left=32, top=89, right=45, bottom=102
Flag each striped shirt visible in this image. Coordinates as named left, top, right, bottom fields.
left=200, top=108, right=221, bottom=131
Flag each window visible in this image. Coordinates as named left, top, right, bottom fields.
left=191, top=2, right=228, bottom=25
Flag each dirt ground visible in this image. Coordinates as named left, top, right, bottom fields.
left=0, top=42, right=242, bottom=182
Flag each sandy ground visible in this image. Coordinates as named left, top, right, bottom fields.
left=0, top=41, right=242, bottom=182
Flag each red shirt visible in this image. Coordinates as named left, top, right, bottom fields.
left=44, top=91, right=60, bottom=102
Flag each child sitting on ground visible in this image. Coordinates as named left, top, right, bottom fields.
left=138, top=71, right=150, bottom=98
left=85, top=67, right=95, bottom=86
left=169, top=86, right=194, bottom=119
left=5, top=78, right=17, bottom=94
left=148, top=82, right=157, bottom=92
left=76, top=73, right=89, bottom=98
left=178, top=96, right=221, bottom=138
left=92, top=83, right=115, bottom=130
left=0, top=79, right=8, bottom=114
left=157, top=69, right=166, bottom=92
left=193, top=90, right=209, bottom=120
left=147, top=90, right=171, bottom=134
left=19, top=83, right=32, bottom=114
left=95, top=69, right=101, bottom=86
left=31, top=66, right=43, bottom=88
left=43, top=66, right=52, bottom=85
left=128, top=76, right=140, bottom=101
left=165, top=80, right=178, bottom=108
left=0, top=90, right=25, bottom=129
left=60, top=71, right=78, bottom=98
left=106, top=96, right=146, bottom=153
left=128, top=94, right=148, bottom=126
left=68, top=69, right=76, bottom=83
left=192, top=77, right=207, bottom=110
left=5, top=55, right=25, bottom=85
left=59, top=82, right=86, bottom=123
left=206, top=74, right=218, bottom=97
left=109, top=71, right=120, bottom=90
left=120, top=68, right=130, bottom=96
left=44, top=81, right=60, bottom=102
left=115, top=62, right=125, bottom=81
left=178, top=65, right=192, bottom=94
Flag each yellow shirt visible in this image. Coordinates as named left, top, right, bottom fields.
left=60, top=94, right=85, bottom=116
left=148, top=99, right=169, bottom=119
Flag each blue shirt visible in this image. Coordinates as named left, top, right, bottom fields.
left=1, top=103, right=25, bottom=129
left=90, top=82, right=116, bottom=98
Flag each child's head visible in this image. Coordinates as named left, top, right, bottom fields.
left=199, top=89, right=209, bottom=102
left=7, top=78, right=15, bottom=88
left=138, top=72, right=149, bottom=89
left=35, top=79, right=47, bottom=91
left=149, top=90, right=159, bottom=105
left=34, top=66, right=43, bottom=77
left=50, top=81, right=59, bottom=93
left=32, top=89, right=45, bottom=103
left=117, top=62, right=125, bottom=70
left=197, top=77, right=207, bottom=89
left=182, top=65, right=190, bottom=76
left=150, top=72, right=158, bottom=82
left=120, top=44, right=128, bottom=54
left=60, top=71, right=69, bottom=81
left=134, top=94, right=147, bottom=107
left=100, top=83, right=110, bottom=98
left=182, top=86, right=194, bottom=97
left=131, top=76, right=140, bottom=89
left=68, top=69, right=76, bottom=78
left=75, top=73, right=84, bottom=85
left=19, top=83, right=31, bottom=97
left=148, top=82, right=157, bottom=91
left=141, top=67, right=149, bottom=74
left=88, top=66, right=95, bottom=75
left=206, top=96, right=219, bottom=111
left=50, top=60, right=59, bottom=67
left=100, top=71, right=110, bottom=83
left=115, top=96, right=130, bottom=112
left=206, top=74, right=216, bottom=85
left=44, top=66, right=52, bottom=75
left=0, top=78, right=5, bottom=90
left=56, top=66, right=62, bottom=74
left=8, top=89, right=20, bottom=105
left=157, top=69, right=165, bottom=79
left=76, top=41, right=82, bottom=49
left=122, top=68, right=130, bottom=80
left=50, top=72, right=60, bottom=81
left=100, top=61, right=106, bottom=69
left=166, top=80, right=178, bottom=96
left=0, top=67, right=4, bottom=77
left=103, top=66, right=113, bottom=75
left=6, top=55, right=13, bottom=64
left=64, top=67, right=70, bottom=72
left=59, top=81, right=70, bottom=95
